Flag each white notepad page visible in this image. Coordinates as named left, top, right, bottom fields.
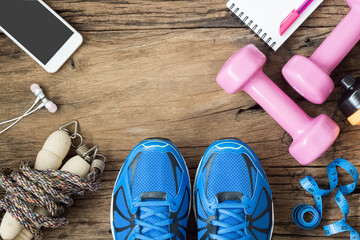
left=227, top=0, right=324, bottom=51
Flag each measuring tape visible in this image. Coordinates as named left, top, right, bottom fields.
left=292, top=158, right=359, bottom=239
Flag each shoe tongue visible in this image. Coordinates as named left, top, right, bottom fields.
left=216, top=192, right=244, bottom=203
left=216, top=199, right=246, bottom=240
left=141, top=191, right=167, bottom=201
left=139, top=192, right=170, bottom=239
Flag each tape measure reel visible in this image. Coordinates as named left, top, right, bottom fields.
left=292, top=158, right=359, bottom=239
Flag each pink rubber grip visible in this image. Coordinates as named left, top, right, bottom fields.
left=217, top=45, right=340, bottom=165
left=282, top=0, right=360, bottom=104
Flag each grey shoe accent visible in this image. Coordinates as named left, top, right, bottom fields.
left=242, top=153, right=255, bottom=196
left=247, top=187, right=273, bottom=240
left=167, top=152, right=182, bottom=194
left=128, top=152, right=142, bottom=189
left=216, top=192, right=244, bottom=203
left=170, top=188, right=190, bottom=240
left=194, top=189, right=217, bottom=240
left=204, top=153, right=217, bottom=198
left=140, top=191, right=167, bottom=201
left=143, top=137, right=172, bottom=142
left=112, top=186, right=137, bottom=239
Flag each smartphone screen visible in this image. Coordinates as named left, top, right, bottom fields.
left=0, top=0, right=75, bottom=65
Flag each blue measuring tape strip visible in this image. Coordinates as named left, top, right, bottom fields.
left=292, top=158, right=359, bottom=239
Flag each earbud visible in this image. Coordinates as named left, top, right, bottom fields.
left=31, top=84, right=57, bottom=113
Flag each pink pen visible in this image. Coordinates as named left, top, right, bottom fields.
left=280, top=0, right=314, bottom=36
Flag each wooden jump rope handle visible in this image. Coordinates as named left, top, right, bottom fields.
left=0, top=130, right=71, bottom=240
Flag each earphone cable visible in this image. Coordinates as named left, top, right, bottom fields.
left=0, top=98, right=40, bottom=134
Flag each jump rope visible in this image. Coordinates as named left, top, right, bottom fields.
left=0, top=86, right=106, bottom=240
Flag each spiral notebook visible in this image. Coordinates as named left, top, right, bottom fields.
left=227, top=0, right=324, bottom=51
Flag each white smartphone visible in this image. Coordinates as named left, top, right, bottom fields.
left=0, top=0, right=83, bottom=73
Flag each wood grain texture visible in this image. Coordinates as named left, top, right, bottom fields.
left=1, top=0, right=360, bottom=239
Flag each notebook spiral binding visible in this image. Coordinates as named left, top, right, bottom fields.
left=227, top=3, right=277, bottom=49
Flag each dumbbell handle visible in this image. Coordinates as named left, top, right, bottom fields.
left=310, top=7, right=360, bottom=74
left=243, top=70, right=312, bottom=138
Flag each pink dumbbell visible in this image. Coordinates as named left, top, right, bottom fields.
left=216, top=45, right=340, bottom=165
left=282, top=0, right=360, bottom=104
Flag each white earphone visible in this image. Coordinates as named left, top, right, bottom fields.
left=0, top=84, right=57, bottom=134
left=31, top=84, right=58, bottom=113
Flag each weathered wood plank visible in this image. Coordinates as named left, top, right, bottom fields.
left=17, top=0, right=350, bottom=31
left=0, top=0, right=351, bottom=33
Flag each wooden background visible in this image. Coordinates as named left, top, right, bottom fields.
left=1, top=0, right=360, bottom=239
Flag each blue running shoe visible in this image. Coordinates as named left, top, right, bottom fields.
left=194, top=139, right=274, bottom=240
left=111, top=139, right=191, bottom=240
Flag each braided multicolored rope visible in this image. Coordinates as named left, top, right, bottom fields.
left=0, top=162, right=101, bottom=240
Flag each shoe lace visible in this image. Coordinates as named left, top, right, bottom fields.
left=209, top=202, right=250, bottom=240
left=133, top=200, right=175, bottom=240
